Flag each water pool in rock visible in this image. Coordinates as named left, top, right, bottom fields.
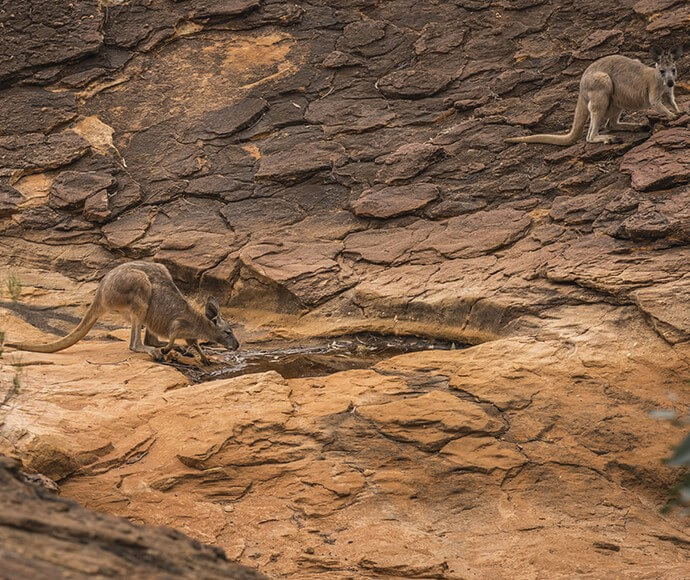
left=168, top=333, right=462, bottom=383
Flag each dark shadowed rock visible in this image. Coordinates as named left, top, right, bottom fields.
left=305, top=97, right=396, bottom=135
left=186, top=0, right=261, bottom=20
left=338, top=20, right=386, bottom=50
left=351, top=184, right=439, bottom=218
left=375, top=143, right=445, bottom=184
left=322, top=50, right=361, bottom=68
left=0, top=0, right=103, bottom=82
left=0, top=89, right=77, bottom=135
left=187, top=98, right=269, bottom=140
left=621, top=128, right=690, bottom=191
left=414, top=22, right=467, bottom=55
left=103, top=2, right=180, bottom=50
left=549, top=190, right=617, bottom=226
left=614, top=203, right=672, bottom=241
left=377, top=69, right=453, bottom=99
left=255, top=142, right=345, bottom=184
left=0, top=131, right=91, bottom=178
left=0, top=184, right=23, bottom=218
left=49, top=171, right=115, bottom=210
left=236, top=240, right=353, bottom=307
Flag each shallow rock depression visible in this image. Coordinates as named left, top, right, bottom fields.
left=1, top=0, right=690, bottom=578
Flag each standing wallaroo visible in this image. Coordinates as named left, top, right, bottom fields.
left=506, top=47, right=683, bottom=146
left=4, top=261, right=239, bottom=364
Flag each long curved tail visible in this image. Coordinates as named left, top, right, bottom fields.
left=5, top=300, right=101, bottom=353
left=505, top=94, right=588, bottom=146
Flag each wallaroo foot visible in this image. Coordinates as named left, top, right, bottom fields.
left=587, top=135, right=620, bottom=144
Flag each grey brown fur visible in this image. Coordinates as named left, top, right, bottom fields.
left=5, top=261, right=239, bottom=364
left=506, top=47, right=683, bottom=146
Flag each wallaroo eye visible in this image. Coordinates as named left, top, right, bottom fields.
left=660, top=69, right=666, bottom=74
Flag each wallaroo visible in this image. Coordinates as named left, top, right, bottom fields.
left=5, top=261, right=239, bottom=364
left=506, top=46, right=683, bottom=146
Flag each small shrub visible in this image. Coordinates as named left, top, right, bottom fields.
left=6, top=274, right=22, bottom=301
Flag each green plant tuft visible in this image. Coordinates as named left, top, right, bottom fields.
left=6, top=274, right=22, bottom=301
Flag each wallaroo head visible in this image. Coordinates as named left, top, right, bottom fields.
left=205, top=296, right=240, bottom=351
left=650, top=46, right=682, bottom=88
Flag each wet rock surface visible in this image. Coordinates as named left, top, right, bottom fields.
left=1, top=0, right=689, bottom=577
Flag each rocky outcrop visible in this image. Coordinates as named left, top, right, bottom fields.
left=1, top=291, right=689, bottom=578
left=1, top=0, right=689, bottom=577
left=621, top=127, right=690, bottom=191
left=0, top=456, right=265, bottom=579
left=0, top=1, right=687, bottom=332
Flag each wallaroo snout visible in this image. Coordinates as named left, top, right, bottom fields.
left=5, top=261, right=239, bottom=365
left=506, top=46, right=683, bottom=146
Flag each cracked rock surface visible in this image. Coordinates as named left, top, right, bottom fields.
left=1, top=0, right=690, bottom=578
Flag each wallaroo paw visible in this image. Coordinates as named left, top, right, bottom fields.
left=200, top=355, right=213, bottom=366
left=150, top=348, right=165, bottom=362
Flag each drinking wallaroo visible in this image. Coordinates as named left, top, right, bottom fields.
left=4, top=261, right=239, bottom=364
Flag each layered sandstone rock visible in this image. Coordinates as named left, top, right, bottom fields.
left=0, top=455, right=266, bottom=579
left=1, top=0, right=689, bottom=578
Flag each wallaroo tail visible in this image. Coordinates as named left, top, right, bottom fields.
left=4, top=261, right=240, bottom=364
left=505, top=95, right=587, bottom=146
left=5, top=301, right=101, bottom=353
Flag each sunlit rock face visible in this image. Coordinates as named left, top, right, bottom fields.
left=1, top=0, right=689, bottom=578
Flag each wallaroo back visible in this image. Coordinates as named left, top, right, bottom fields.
left=4, top=261, right=239, bottom=364
left=506, top=47, right=683, bottom=146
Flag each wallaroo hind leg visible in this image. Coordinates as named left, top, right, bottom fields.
left=120, top=270, right=164, bottom=360
left=159, top=322, right=180, bottom=356
left=143, top=328, right=164, bottom=347
left=130, top=321, right=163, bottom=359
left=586, top=92, right=618, bottom=144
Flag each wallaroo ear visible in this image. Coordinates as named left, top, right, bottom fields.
left=671, top=46, right=683, bottom=60
left=205, top=296, right=221, bottom=321
left=649, top=46, right=663, bottom=61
